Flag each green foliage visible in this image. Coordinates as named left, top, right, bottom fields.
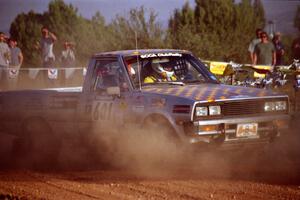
left=253, top=0, right=265, bottom=28
left=168, top=0, right=266, bottom=63
left=294, top=5, right=300, bottom=33
left=10, top=11, right=43, bottom=66
left=109, top=6, right=166, bottom=50
left=281, top=35, right=294, bottom=65
left=8, top=0, right=297, bottom=68
left=9, top=1, right=165, bottom=67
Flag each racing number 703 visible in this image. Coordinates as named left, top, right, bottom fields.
left=93, top=102, right=113, bottom=121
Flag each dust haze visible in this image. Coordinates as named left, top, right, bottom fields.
left=0, top=69, right=84, bottom=91
left=0, top=72, right=300, bottom=184
left=1, top=114, right=299, bottom=185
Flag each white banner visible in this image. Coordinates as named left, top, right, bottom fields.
left=48, top=68, right=58, bottom=79
left=65, top=68, right=76, bottom=79
left=83, top=68, right=87, bottom=76
left=8, top=69, right=19, bottom=79
left=28, top=69, right=39, bottom=79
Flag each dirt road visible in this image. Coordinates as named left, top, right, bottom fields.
left=1, top=122, right=300, bottom=199
left=0, top=167, right=300, bottom=200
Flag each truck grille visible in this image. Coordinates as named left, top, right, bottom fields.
left=221, top=98, right=288, bottom=116
left=193, top=97, right=289, bottom=120
left=295, top=92, right=300, bottom=113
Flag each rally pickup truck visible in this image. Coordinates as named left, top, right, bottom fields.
left=0, top=49, right=290, bottom=156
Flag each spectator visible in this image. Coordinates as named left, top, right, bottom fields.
left=0, top=32, right=10, bottom=68
left=8, top=38, right=23, bottom=69
left=60, top=41, right=75, bottom=67
left=39, top=26, right=57, bottom=68
left=253, top=32, right=276, bottom=66
left=248, top=28, right=262, bottom=64
left=292, top=37, right=300, bottom=60
left=272, top=32, right=284, bottom=66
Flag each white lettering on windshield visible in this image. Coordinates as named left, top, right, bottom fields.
left=140, top=53, right=182, bottom=58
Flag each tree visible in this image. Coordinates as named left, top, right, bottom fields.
left=294, top=5, right=300, bottom=33
left=109, top=6, right=166, bottom=50
left=10, top=11, right=43, bottom=66
left=10, top=2, right=166, bottom=66
left=253, top=0, right=265, bottom=29
left=168, top=0, right=266, bottom=63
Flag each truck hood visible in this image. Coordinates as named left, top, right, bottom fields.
left=142, top=84, right=285, bottom=102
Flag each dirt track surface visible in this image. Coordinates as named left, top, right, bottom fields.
left=0, top=164, right=300, bottom=199
left=1, top=120, right=300, bottom=200
left=0, top=168, right=300, bottom=200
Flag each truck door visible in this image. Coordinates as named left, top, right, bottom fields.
left=79, top=57, right=129, bottom=134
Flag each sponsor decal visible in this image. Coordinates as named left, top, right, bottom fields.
left=48, top=68, right=58, bottom=79
left=134, top=95, right=145, bottom=104
left=92, top=101, right=113, bottom=121
left=119, top=101, right=128, bottom=110
left=150, top=97, right=166, bottom=108
left=210, top=62, right=228, bottom=75
left=8, top=69, right=19, bottom=79
left=140, top=53, right=182, bottom=59
left=132, top=105, right=144, bottom=113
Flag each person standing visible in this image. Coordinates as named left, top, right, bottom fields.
left=39, top=26, right=57, bottom=68
left=8, top=38, right=23, bottom=68
left=253, top=32, right=276, bottom=66
left=292, top=37, right=300, bottom=60
left=272, top=32, right=284, bottom=66
left=0, top=32, right=10, bottom=68
left=60, top=41, right=75, bottom=67
left=248, top=28, right=263, bottom=64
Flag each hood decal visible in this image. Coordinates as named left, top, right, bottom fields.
left=143, top=84, right=281, bottom=102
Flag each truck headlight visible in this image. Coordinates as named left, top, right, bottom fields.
left=264, top=101, right=287, bottom=112
left=196, top=107, right=208, bottom=116
left=209, top=105, right=221, bottom=115
left=264, top=102, right=276, bottom=111
left=264, top=102, right=275, bottom=112
left=275, top=101, right=287, bottom=111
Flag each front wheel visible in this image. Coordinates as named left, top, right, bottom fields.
left=143, top=116, right=180, bottom=145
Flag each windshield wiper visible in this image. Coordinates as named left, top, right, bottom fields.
left=168, top=81, right=185, bottom=86
left=184, top=80, right=207, bottom=84
left=142, top=81, right=185, bottom=86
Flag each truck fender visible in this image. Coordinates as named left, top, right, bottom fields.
left=142, top=113, right=182, bottom=142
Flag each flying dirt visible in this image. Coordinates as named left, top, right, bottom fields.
left=0, top=118, right=300, bottom=200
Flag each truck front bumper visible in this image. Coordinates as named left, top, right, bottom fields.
left=187, top=114, right=290, bottom=144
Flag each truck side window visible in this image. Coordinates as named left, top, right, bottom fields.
left=92, top=59, right=127, bottom=92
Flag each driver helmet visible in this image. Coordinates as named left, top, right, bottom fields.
left=151, top=58, right=174, bottom=78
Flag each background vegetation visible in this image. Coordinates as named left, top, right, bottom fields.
left=8, top=0, right=300, bottom=67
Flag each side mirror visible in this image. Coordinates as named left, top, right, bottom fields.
left=107, top=86, right=120, bottom=96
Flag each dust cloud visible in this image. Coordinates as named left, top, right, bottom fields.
left=53, top=117, right=300, bottom=183
left=0, top=102, right=299, bottom=185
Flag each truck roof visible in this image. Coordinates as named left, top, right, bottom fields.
left=93, top=49, right=191, bottom=57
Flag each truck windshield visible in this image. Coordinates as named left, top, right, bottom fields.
left=124, top=53, right=219, bottom=88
